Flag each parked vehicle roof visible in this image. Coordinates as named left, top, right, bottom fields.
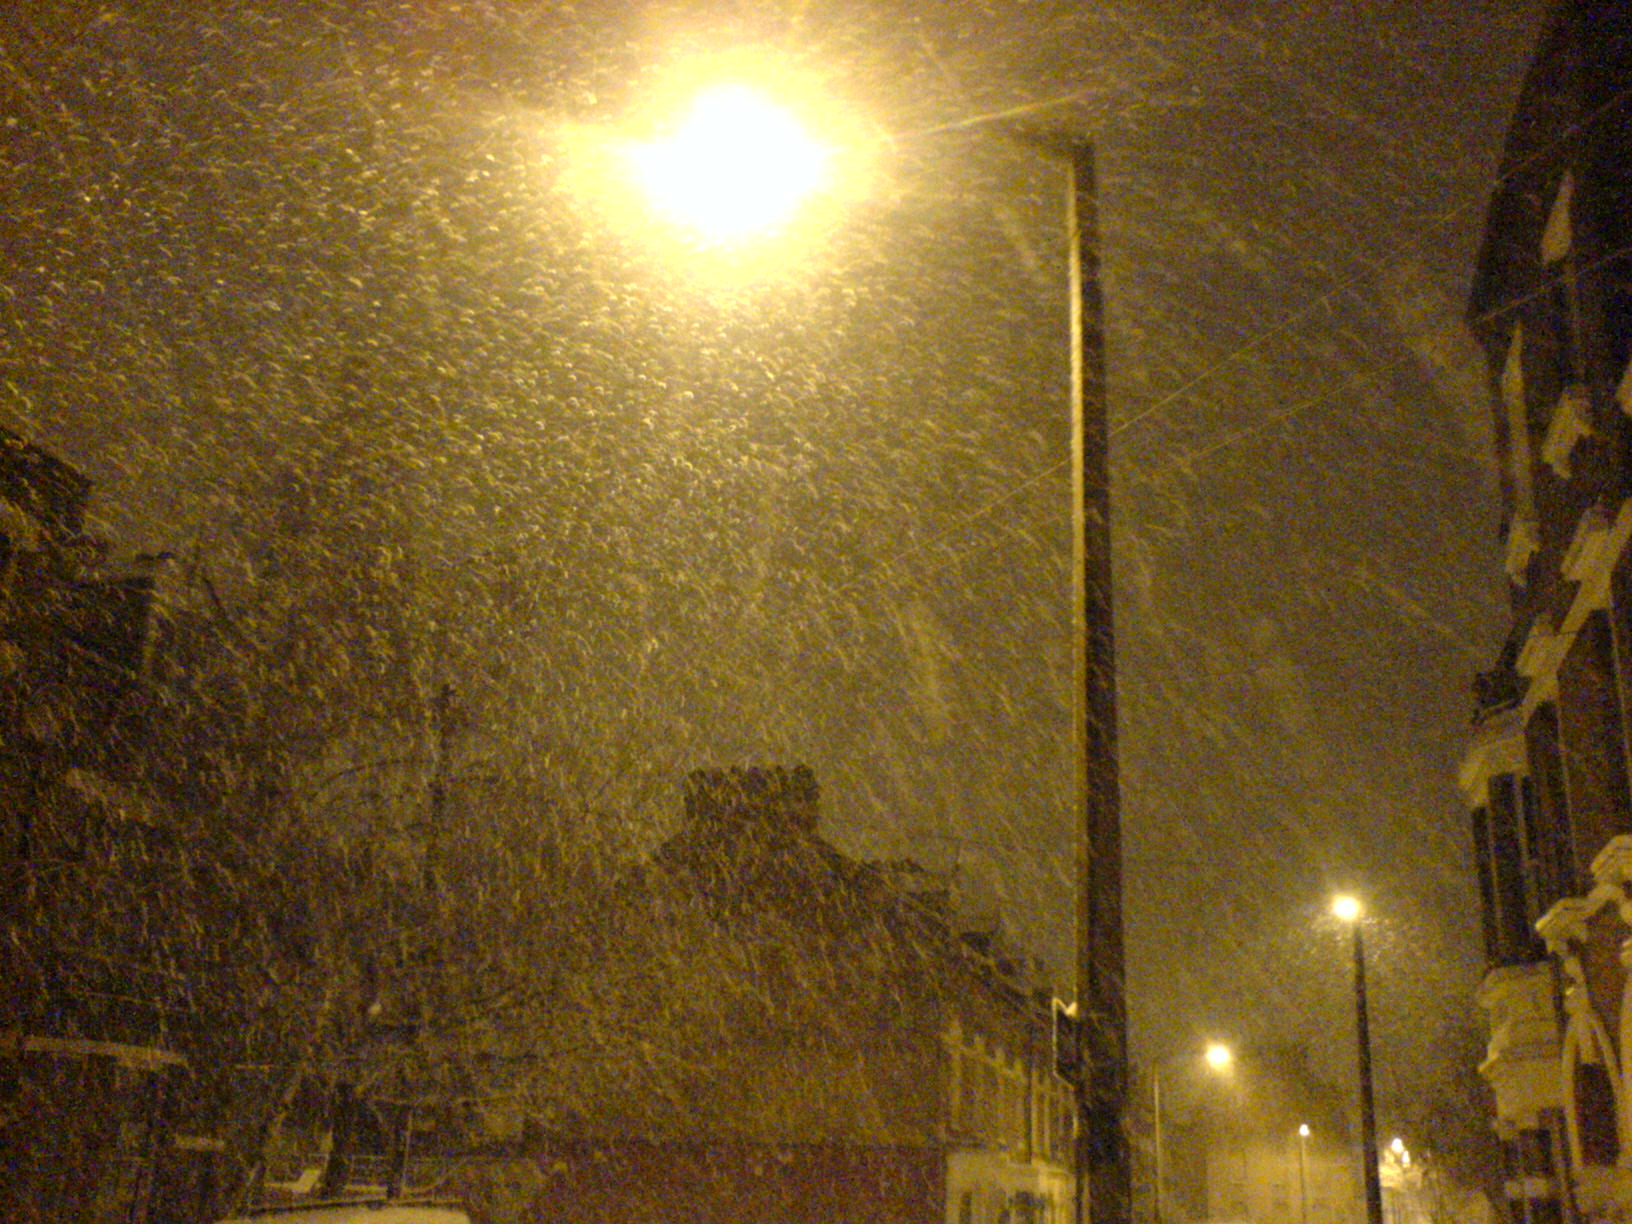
left=216, top=1199, right=471, bottom=1224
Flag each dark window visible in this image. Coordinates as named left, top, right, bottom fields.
left=1488, top=776, right=1547, bottom=963
left=1524, top=707, right=1578, bottom=909
left=1577, top=1061, right=1619, bottom=1166
left=1473, top=805, right=1502, bottom=964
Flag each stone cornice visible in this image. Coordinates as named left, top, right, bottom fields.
left=1521, top=498, right=1632, bottom=720
left=1476, top=959, right=1552, bottom=1007
left=1517, top=616, right=1563, bottom=705
left=1506, top=515, right=1539, bottom=582
left=1593, top=835, right=1632, bottom=891
left=1541, top=172, right=1573, bottom=266
left=1460, top=705, right=1528, bottom=807
left=1537, top=896, right=1594, bottom=952
left=1541, top=384, right=1593, bottom=479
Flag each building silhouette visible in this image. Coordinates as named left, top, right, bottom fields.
left=465, top=764, right=1078, bottom=1224
left=0, top=429, right=185, bottom=1220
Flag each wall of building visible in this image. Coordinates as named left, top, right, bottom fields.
left=455, top=1138, right=948, bottom=1224
left=1464, top=4, right=1632, bottom=1223
left=1203, top=1137, right=1354, bottom=1224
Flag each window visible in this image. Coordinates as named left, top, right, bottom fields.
left=1522, top=707, right=1577, bottom=908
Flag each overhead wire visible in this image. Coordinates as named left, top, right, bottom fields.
left=1108, top=74, right=1632, bottom=441
left=886, top=28, right=1632, bottom=447
left=814, top=229, right=1632, bottom=614
left=801, top=70, right=1632, bottom=610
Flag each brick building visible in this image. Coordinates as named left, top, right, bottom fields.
left=1460, top=4, right=1632, bottom=1222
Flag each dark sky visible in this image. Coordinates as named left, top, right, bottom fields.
left=1, top=0, right=1541, bottom=1141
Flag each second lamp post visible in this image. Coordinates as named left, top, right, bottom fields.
left=1333, top=894, right=1384, bottom=1224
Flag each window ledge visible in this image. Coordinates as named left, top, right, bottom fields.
left=1542, top=383, right=1593, bottom=479
left=1504, top=515, right=1538, bottom=581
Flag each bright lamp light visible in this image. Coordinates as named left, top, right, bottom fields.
left=625, top=83, right=828, bottom=241
left=1332, top=894, right=1362, bottom=922
left=1204, top=1042, right=1233, bottom=1071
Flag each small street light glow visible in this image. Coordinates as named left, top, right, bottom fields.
left=1332, top=894, right=1362, bottom=923
left=625, top=83, right=828, bottom=241
left=1299, top=1123, right=1310, bottom=1137
left=1204, top=1042, right=1233, bottom=1071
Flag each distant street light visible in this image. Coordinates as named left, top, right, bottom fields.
left=1152, top=1042, right=1233, bottom=1224
left=1332, top=894, right=1384, bottom=1224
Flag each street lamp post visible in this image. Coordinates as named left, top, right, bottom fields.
left=1333, top=895, right=1384, bottom=1224
left=1065, top=137, right=1126, bottom=1224
left=620, top=90, right=1128, bottom=1224
left=1296, top=1124, right=1310, bottom=1224
left=981, top=125, right=1125, bottom=1224
left=1152, top=1064, right=1165, bottom=1224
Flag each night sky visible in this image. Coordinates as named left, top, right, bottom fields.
left=2, top=0, right=1542, bottom=1149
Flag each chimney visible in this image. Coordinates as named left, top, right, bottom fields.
left=683, top=765, right=820, bottom=835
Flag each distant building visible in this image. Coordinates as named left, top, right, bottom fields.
left=1172, top=1047, right=1355, bottom=1224
left=480, top=764, right=1077, bottom=1224
left=1461, top=4, right=1632, bottom=1224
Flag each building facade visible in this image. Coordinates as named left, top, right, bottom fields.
left=0, top=429, right=193, bottom=1221
left=1183, top=1048, right=1356, bottom=1224
left=1462, top=4, right=1632, bottom=1223
left=470, top=765, right=1078, bottom=1224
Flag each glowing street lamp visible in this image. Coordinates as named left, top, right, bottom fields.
left=622, top=83, right=829, bottom=241
left=1333, top=894, right=1384, bottom=1224
left=612, top=79, right=1124, bottom=1224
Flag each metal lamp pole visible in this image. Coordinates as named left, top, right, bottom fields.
left=1297, top=1124, right=1310, bottom=1224
left=1067, top=138, right=1128, bottom=1224
left=1334, top=896, right=1384, bottom=1224
left=1149, top=1043, right=1233, bottom=1224
left=1152, top=1066, right=1165, bottom=1224
left=624, top=97, right=1128, bottom=1224
left=1005, top=126, right=1124, bottom=1224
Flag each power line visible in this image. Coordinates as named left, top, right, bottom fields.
left=809, top=228, right=1632, bottom=618
left=887, top=39, right=1632, bottom=448
left=799, top=72, right=1632, bottom=608
left=1107, top=77, right=1632, bottom=442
